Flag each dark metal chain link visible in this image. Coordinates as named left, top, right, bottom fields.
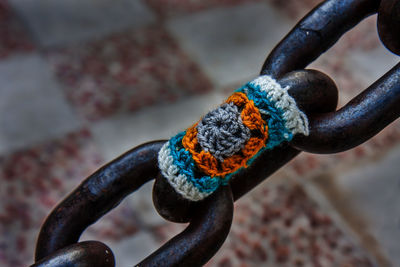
left=31, top=0, right=400, bottom=266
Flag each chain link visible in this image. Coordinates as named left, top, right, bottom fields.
left=32, top=0, right=400, bottom=266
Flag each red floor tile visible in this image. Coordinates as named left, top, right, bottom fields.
left=45, top=26, right=213, bottom=121
left=0, top=1, right=34, bottom=59
left=0, top=129, right=103, bottom=266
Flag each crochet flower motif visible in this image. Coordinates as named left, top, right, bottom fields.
left=197, top=103, right=251, bottom=161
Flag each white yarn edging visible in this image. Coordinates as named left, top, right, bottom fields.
left=250, top=75, right=309, bottom=136
left=158, top=142, right=211, bottom=201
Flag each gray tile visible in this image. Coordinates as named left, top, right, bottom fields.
left=337, top=147, right=400, bottom=265
left=346, top=45, right=399, bottom=88
left=105, top=231, right=159, bottom=266
left=126, top=181, right=166, bottom=227
left=91, top=92, right=227, bottom=161
left=0, top=54, right=80, bottom=155
left=9, top=0, right=156, bottom=47
left=167, top=3, right=292, bottom=88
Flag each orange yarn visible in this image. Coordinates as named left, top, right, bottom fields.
left=182, top=93, right=268, bottom=177
left=182, top=123, right=198, bottom=151
left=226, top=92, right=248, bottom=107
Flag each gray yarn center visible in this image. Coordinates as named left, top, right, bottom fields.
left=196, top=103, right=251, bottom=161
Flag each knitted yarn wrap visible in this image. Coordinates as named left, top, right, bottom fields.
left=158, top=75, right=309, bottom=201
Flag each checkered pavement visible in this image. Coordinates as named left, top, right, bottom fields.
left=0, top=0, right=399, bottom=266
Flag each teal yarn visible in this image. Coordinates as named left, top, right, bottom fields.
left=237, top=83, right=293, bottom=149
left=169, top=132, right=221, bottom=194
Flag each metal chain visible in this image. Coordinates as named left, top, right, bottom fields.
left=31, top=0, right=400, bottom=266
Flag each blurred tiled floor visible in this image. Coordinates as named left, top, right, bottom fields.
left=45, top=26, right=212, bottom=121
left=0, top=0, right=399, bottom=266
left=153, top=175, right=375, bottom=266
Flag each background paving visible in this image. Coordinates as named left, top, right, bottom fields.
left=0, top=0, right=399, bottom=266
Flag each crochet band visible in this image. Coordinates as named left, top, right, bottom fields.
left=158, top=75, right=309, bottom=201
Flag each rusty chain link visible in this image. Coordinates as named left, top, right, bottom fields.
left=31, top=0, right=400, bottom=266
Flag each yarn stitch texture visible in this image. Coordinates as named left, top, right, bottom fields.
left=158, top=75, right=309, bottom=201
